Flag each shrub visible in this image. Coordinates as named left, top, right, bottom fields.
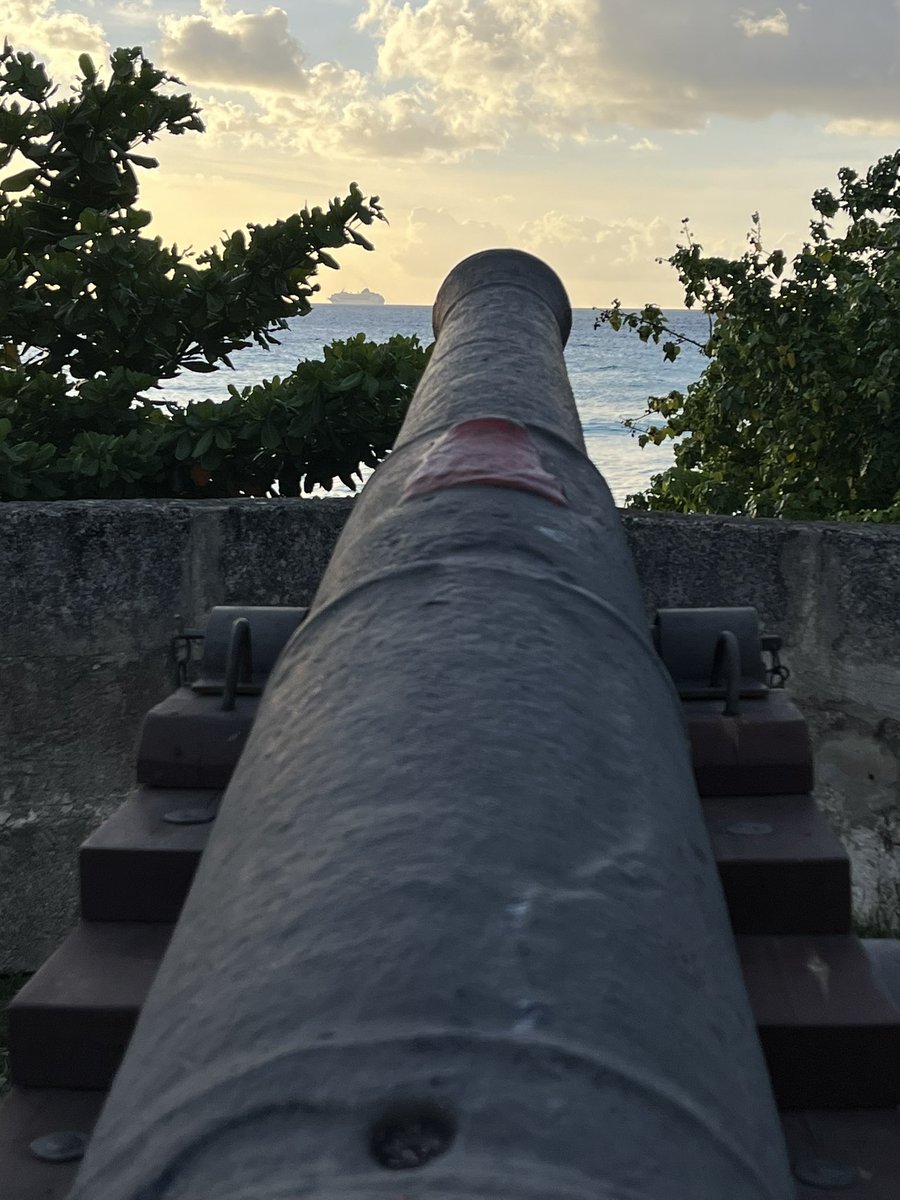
left=600, top=153, right=900, bottom=521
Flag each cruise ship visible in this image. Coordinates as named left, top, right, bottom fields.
left=328, top=287, right=385, bottom=306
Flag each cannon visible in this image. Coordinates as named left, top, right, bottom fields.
left=65, top=250, right=794, bottom=1198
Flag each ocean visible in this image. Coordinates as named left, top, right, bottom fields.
left=159, top=305, right=710, bottom=505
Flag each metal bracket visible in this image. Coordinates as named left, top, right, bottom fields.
left=222, top=617, right=253, bottom=713
left=761, top=632, right=790, bottom=689
left=654, top=607, right=768, bottom=701
left=172, top=617, right=205, bottom=687
left=711, top=630, right=741, bottom=716
left=192, top=606, right=308, bottom=695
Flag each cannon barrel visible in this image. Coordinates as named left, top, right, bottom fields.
left=69, top=250, right=792, bottom=1199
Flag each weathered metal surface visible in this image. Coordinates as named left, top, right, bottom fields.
left=28, top=1131, right=88, bottom=1163
left=402, top=415, right=569, bottom=505
left=655, top=607, right=769, bottom=699
left=656, top=608, right=813, bottom=794
left=68, top=250, right=793, bottom=1199
left=192, top=605, right=307, bottom=694
left=219, top=616, right=252, bottom=712
left=3, top=1090, right=898, bottom=1200
left=137, top=607, right=310, bottom=789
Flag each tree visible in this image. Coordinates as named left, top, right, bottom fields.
left=0, top=43, right=421, bottom=499
left=600, top=152, right=900, bottom=522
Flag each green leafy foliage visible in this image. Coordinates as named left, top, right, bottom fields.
left=600, top=155, right=900, bottom=521
left=170, top=332, right=429, bottom=498
left=0, top=43, right=403, bottom=500
left=0, top=334, right=429, bottom=499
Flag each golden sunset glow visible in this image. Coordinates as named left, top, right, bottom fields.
left=5, top=1, right=900, bottom=306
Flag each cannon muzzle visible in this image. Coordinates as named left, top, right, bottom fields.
left=69, top=250, right=793, bottom=1199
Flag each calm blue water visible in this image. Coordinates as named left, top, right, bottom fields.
left=160, top=305, right=709, bottom=504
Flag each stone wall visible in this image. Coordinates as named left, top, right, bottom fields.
left=1, top=500, right=898, bottom=969
left=1, top=500, right=351, bottom=972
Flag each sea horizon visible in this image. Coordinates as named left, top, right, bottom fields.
left=158, top=305, right=709, bottom=504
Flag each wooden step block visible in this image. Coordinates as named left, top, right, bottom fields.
left=0, top=1087, right=104, bottom=1200
left=136, top=688, right=259, bottom=789
left=7, top=922, right=172, bottom=1089
left=686, top=691, right=813, bottom=796
left=80, top=788, right=217, bottom=922
left=738, top=935, right=900, bottom=1110
left=863, top=939, right=900, bottom=1011
left=704, top=795, right=851, bottom=934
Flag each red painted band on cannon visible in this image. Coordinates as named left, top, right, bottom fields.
left=403, top=416, right=568, bottom=506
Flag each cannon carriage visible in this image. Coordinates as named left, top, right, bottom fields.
left=1, top=251, right=898, bottom=1198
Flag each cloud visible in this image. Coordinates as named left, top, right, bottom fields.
left=160, top=1, right=309, bottom=93
left=153, top=1, right=502, bottom=160
left=358, top=0, right=900, bottom=143
left=10, top=0, right=900, bottom=169
left=380, top=207, right=683, bottom=300
left=516, top=211, right=675, bottom=278
left=825, top=117, right=900, bottom=137
left=196, top=72, right=500, bottom=162
left=736, top=8, right=790, bottom=38
left=108, top=1, right=156, bottom=23
left=391, top=207, right=509, bottom=277
left=2, top=1, right=107, bottom=73
left=359, top=0, right=607, bottom=140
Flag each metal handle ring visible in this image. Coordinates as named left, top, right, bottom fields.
left=221, top=617, right=253, bottom=712
left=710, top=629, right=741, bottom=717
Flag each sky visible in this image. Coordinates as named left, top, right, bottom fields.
left=4, top=0, right=900, bottom=306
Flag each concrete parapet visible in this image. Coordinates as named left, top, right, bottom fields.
left=1, top=500, right=898, bottom=969
left=1, top=499, right=351, bottom=971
